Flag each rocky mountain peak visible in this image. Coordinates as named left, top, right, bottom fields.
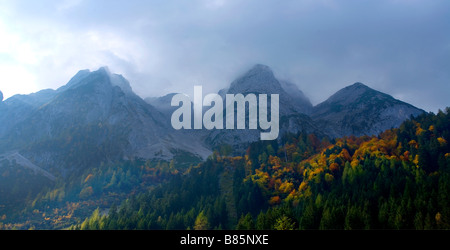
left=351, top=82, right=367, bottom=87
left=246, top=64, right=274, bottom=76
left=57, top=67, right=134, bottom=96
left=228, top=64, right=284, bottom=95
left=323, top=82, right=378, bottom=106
left=225, top=64, right=313, bottom=115
left=312, top=82, right=424, bottom=138
left=0, top=65, right=426, bottom=177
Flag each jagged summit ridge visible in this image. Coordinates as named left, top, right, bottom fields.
left=57, top=67, right=134, bottom=96
left=0, top=67, right=212, bottom=177
left=227, top=64, right=313, bottom=115
left=228, top=64, right=285, bottom=95
left=205, top=64, right=319, bottom=148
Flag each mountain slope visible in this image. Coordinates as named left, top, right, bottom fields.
left=227, top=64, right=312, bottom=115
left=312, top=82, right=425, bottom=138
left=76, top=109, right=450, bottom=230
left=0, top=67, right=211, bottom=177
left=0, top=151, right=56, bottom=181
left=206, top=64, right=321, bottom=149
left=0, top=66, right=426, bottom=175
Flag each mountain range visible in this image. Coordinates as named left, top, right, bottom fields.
left=0, top=64, right=424, bottom=179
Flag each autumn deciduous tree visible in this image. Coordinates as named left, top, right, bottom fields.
left=56, top=109, right=450, bottom=231
left=194, top=211, right=210, bottom=230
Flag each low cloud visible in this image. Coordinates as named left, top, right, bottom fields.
left=0, top=0, right=448, bottom=112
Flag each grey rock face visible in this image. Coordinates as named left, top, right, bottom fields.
left=0, top=151, right=56, bottom=181
left=279, top=80, right=313, bottom=115
left=145, top=93, right=179, bottom=116
left=0, top=65, right=426, bottom=177
left=312, top=82, right=425, bottom=138
left=0, top=68, right=211, bottom=176
left=227, top=64, right=313, bottom=115
left=205, top=64, right=320, bottom=148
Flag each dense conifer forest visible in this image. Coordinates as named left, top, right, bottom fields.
left=65, top=109, right=450, bottom=230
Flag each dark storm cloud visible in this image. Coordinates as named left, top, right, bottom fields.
left=0, top=0, right=449, bottom=112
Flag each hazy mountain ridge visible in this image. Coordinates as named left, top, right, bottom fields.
left=0, top=64, right=424, bottom=176
left=312, top=82, right=425, bottom=138
left=226, top=64, right=313, bottom=115
left=0, top=67, right=211, bottom=177
left=201, top=64, right=423, bottom=147
left=0, top=64, right=432, bottom=230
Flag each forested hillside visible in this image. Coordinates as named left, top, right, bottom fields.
left=73, top=108, right=450, bottom=230
left=0, top=153, right=202, bottom=229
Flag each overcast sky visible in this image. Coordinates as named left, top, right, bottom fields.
left=0, top=0, right=449, bottom=112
